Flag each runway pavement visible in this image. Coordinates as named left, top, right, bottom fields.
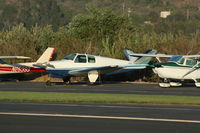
left=0, top=102, right=199, bottom=133
left=0, top=81, right=200, bottom=96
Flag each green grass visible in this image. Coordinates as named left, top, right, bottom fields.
left=0, top=91, right=200, bottom=105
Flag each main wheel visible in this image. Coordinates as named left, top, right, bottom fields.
left=46, top=80, right=52, bottom=86
left=159, top=82, right=170, bottom=88
left=63, top=77, right=71, bottom=85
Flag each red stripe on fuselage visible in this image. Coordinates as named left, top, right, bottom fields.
left=0, top=66, right=46, bottom=73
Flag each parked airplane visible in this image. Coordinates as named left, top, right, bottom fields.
left=34, top=49, right=157, bottom=85
left=0, top=47, right=55, bottom=76
left=130, top=52, right=200, bottom=87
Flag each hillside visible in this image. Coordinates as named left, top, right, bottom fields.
left=0, top=0, right=200, bottom=30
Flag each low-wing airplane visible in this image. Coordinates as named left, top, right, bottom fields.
left=130, top=53, right=200, bottom=87
left=34, top=49, right=157, bottom=85
left=0, top=47, right=55, bottom=77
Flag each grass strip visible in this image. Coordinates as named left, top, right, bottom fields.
left=0, top=91, right=200, bottom=105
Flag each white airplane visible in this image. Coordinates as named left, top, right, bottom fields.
left=34, top=49, right=157, bottom=85
left=0, top=47, right=55, bottom=77
left=130, top=53, right=200, bottom=87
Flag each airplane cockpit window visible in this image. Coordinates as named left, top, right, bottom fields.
left=185, top=59, right=197, bottom=66
left=168, top=56, right=182, bottom=63
left=177, top=58, right=185, bottom=64
left=63, top=54, right=76, bottom=60
left=88, top=56, right=95, bottom=63
left=75, top=55, right=87, bottom=63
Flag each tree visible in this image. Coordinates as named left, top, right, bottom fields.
left=68, top=6, right=128, bottom=40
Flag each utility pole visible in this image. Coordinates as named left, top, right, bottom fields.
left=128, top=8, right=131, bottom=18
left=186, top=9, right=189, bottom=20
left=122, top=0, right=125, bottom=14
left=186, top=0, right=190, bottom=20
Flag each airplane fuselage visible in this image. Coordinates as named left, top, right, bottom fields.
left=0, top=63, right=45, bottom=75
left=153, top=62, right=200, bottom=80
left=46, top=54, right=147, bottom=78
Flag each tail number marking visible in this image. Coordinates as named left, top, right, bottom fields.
left=12, top=66, right=30, bottom=73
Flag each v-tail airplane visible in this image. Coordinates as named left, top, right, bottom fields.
left=34, top=49, right=157, bottom=85
left=0, top=47, right=55, bottom=78
left=130, top=52, right=200, bottom=87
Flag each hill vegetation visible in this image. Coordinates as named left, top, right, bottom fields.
left=0, top=0, right=199, bottom=59
left=0, top=0, right=199, bottom=75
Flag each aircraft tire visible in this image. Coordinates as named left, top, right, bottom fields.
left=46, top=80, right=52, bottom=86
left=63, top=77, right=71, bottom=85
left=195, top=82, right=200, bottom=88
left=159, top=82, right=170, bottom=88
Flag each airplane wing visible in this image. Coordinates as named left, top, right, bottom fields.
left=68, top=65, right=122, bottom=76
left=0, top=56, right=31, bottom=59
left=131, top=53, right=200, bottom=58
left=182, top=55, right=200, bottom=58
left=130, top=53, right=173, bottom=58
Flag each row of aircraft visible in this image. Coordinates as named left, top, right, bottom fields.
left=0, top=47, right=200, bottom=87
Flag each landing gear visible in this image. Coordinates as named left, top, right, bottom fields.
left=169, top=81, right=182, bottom=87
left=63, top=77, right=71, bottom=85
left=87, top=70, right=99, bottom=85
left=159, top=78, right=170, bottom=88
left=159, top=79, right=183, bottom=87
left=194, top=79, right=200, bottom=88
left=46, top=80, right=52, bottom=86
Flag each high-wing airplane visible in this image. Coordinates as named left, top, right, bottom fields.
left=130, top=53, right=200, bottom=87
left=0, top=47, right=55, bottom=77
left=34, top=49, right=157, bottom=85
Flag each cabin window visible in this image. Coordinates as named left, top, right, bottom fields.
left=186, top=59, right=197, bottom=66
left=63, top=54, right=76, bottom=60
left=177, top=58, right=185, bottom=64
left=88, top=56, right=95, bottom=63
left=75, top=55, right=87, bottom=63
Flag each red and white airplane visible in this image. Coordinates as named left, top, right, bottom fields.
left=0, top=47, right=55, bottom=76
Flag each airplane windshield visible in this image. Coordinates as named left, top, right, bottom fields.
left=63, top=54, right=76, bottom=60
left=168, top=56, right=182, bottom=63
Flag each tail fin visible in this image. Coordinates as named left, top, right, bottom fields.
left=134, top=49, right=157, bottom=64
left=36, top=47, right=55, bottom=63
left=123, top=50, right=139, bottom=62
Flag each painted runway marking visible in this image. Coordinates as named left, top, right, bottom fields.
left=0, top=112, right=200, bottom=124
left=4, top=102, right=200, bottom=111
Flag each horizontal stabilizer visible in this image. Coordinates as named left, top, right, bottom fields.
left=133, top=50, right=157, bottom=64
left=130, top=53, right=173, bottom=58
left=123, top=50, right=138, bottom=62
left=0, top=56, right=31, bottom=59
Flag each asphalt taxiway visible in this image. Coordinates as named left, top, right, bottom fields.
left=0, top=102, right=200, bottom=133
left=0, top=81, right=200, bottom=96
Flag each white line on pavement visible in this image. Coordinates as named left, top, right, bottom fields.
left=0, top=112, right=200, bottom=124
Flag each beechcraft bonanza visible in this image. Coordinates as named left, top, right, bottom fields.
left=0, top=47, right=55, bottom=78
left=131, top=52, right=200, bottom=87
left=34, top=49, right=157, bottom=85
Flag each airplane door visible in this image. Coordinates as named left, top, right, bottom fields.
left=74, top=55, right=89, bottom=67
left=74, top=55, right=87, bottom=63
